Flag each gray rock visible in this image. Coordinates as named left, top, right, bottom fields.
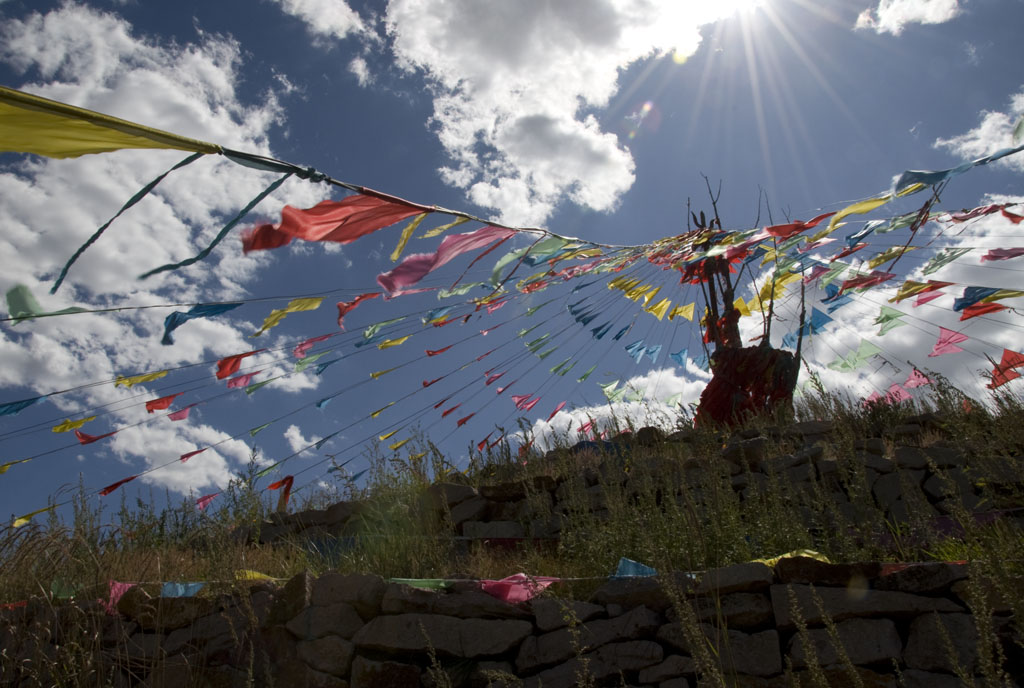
left=286, top=602, right=365, bottom=640
left=531, top=597, right=604, bottom=631
left=787, top=617, right=901, bottom=668
left=425, top=482, right=479, bottom=510
left=874, top=562, right=968, bottom=594
left=657, top=624, right=780, bottom=676
left=267, top=570, right=313, bottom=626
left=522, top=640, right=663, bottom=688
left=901, top=669, right=980, bottom=688
left=873, top=470, right=925, bottom=507
left=311, top=573, right=386, bottom=619
left=479, top=481, right=528, bottom=501
left=638, top=655, right=695, bottom=683
left=381, top=583, right=530, bottom=619
left=696, top=562, right=773, bottom=595
left=774, top=557, right=881, bottom=587
left=950, top=578, right=1018, bottom=613
left=685, top=592, right=773, bottom=629
left=789, top=666, right=897, bottom=687
left=924, top=446, right=967, bottom=469
left=771, top=584, right=964, bottom=629
left=856, top=451, right=895, bottom=474
left=297, top=635, right=355, bottom=677
left=449, top=496, right=489, bottom=526
left=350, top=655, right=420, bottom=688
left=516, top=604, right=660, bottom=673
left=462, top=520, right=525, bottom=539
left=904, top=613, right=978, bottom=674
left=325, top=500, right=362, bottom=526
left=722, top=437, right=770, bottom=469
left=923, top=468, right=974, bottom=501
left=892, top=446, right=930, bottom=469
left=787, top=420, right=835, bottom=438
left=124, top=631, right=165, bottom=661
left=353, top=613, right=531, bottom=658
left=590, top=573, right=694, bottom=612
left=853, top=438, right=887, bottom=456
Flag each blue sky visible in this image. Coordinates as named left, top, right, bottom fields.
left=1, top=0, right=1023, bottom=523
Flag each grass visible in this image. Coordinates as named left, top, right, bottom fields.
left=1, top=385, right=1023, bottom=685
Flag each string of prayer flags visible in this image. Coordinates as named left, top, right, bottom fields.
left=115, top=370, right=168, bottom=388
left=52, top=416, right=96, bottom=433
left=241, top=193, right=431, bottom=253
left=161, top=302, right=242, bottom=345
left=252, top=297, right=323, bottom=337
left=100, top=475, right=137, bottom=496
left=216, top=350, right=263, bottom=379
left=929, top=327, right=968, bottom=357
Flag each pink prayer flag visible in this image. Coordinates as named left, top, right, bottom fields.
left=195, top=492, right=220, bottom=511
left=885, top=384, right=912, bottom=404
left=167, top=405, right=194, bottom=421
left=522, top=398, right=541, bottom=412
left=862, top=391, right=883, bottom=406
left=546, top=401, right=567, bottom=421
left=479, top=574, right=560, bottom=603
left=102, top=581, right=135, bottom=616
left=904, top=369, right=932, bottom=389
left=293, top=334, right=332, bottom=359
left=950, top=204, right=1002, bottom=222
left=511, top=394, right=532, bottom=409
left=485, top=372, right=504, bottom=385
left=180, top=448, right=206, bottom=462
left=578, top=420, right=594, bottom=435
left=1002, top=208, right=1024, bottom=224
left=377, top=226, right=517, bottom=295
left=928, top=327, right=968, bottom=357
left=914, top=290, right=944, bottom=307
left=227, top=371, right=261, bottom=388
left=981, top=247, right=1024, bottom=262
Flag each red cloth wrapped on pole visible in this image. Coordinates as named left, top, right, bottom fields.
left=267, top=476, right=294, bottom=513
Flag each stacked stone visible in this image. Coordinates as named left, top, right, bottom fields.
left=6, top=556, right=1016, bottom=686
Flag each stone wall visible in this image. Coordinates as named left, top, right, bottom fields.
left=246, top=415, right=1018, bottom=547
left=3, top=557, right=1019, bottom=686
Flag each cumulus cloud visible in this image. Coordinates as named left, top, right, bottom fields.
left=268, top=0, right=369, bottom=42
left=934, top=87, right=1024, bottom=173
left=0, top=5, right=327, bottom=495
left=385, top=0, right=751, bottom=225
left=348, top=56, right=372, bottom=86
left=283, top=423, right=323, bottom=454
left=855, top=0, right=961, bottom=35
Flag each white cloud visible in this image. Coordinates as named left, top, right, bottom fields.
left=0, top=5, right=328, bottom=496
left=385, top=0, right=752, bottom=225
left=268, top=0, right=369, bottom=42
left=934, top=87, right=1024, bottom=173
left=855, top=0, right=961, bottom=35
left=348, top=56, right=372, bottom=86
left=283, top=423, right=323, bottom=454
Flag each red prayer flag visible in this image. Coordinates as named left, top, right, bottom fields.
left=74, top=429, right=117, bottom=445
left=441, top=404, right=461, bottom=418
left=764, top=212, right=836, bottom=239
left=336, top=292, right=379, bottom=330
left=426, top=345, right=453, bottom=356
left=145, top=393, right=183, bottom=413
left=266, top=475, right=294, bottom=512
left=216, top=350, right=263, bottom=379
left=196, top=492, right=220, bottom=510
left=547, top=401, right=567, bottom=421
left=167, top=405, right=194, bottom=421
left=456, top=413, right=475, bottom=427
left=100, top=475, right=137, bottom=496
left=180, top=449, right=206, bottom=462
left=242, top=194, right=429, bottom=253
left=422, top=377, right=443, bottom=387
left=959, top=302, right=1007, bottom=320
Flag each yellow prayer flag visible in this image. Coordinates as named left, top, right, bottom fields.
left=390, top=213, right=429, bottom=261
left=371, top=402, right=395, bottom=418
left=421, top=215, right=469, bottom=239
left=252, top=297, right=323, bottom=337
left=668, top=303, right=695, bottom=321
left=379, top=430, right=398, bottom=441
left=12, top=505, right=54, bottom=528
left=868, top=246, right=917, bottom=269
left=644, top=297, right=671, bottom=321
left=982, top=289, right=1024, bottom=303
left=625, top=284, right=653, bottom=301
left=235, top=570, right=275, bottom=581
left=370, top=368, right=396, bottom=380
left=748, top=295, right=766, bottom=313
left=0, top=86, right=220, bottom=159
left=824, top=195, right=891, bottom=235
left=378, top=335, right=411, bottom=350
left=733, top=297, right=751, bottom=317
left=642, top=286, right=661, bottom=305
left=409, top=451, right=428, bottom=461
left=114, top=370, right=168, bottom=388
left=389, top=438, right=411, bottom=451
left=52, top=416, right=97, bottom=433
left=889, top=280, right=931, bottom=303
left=0, top=458, right=30, bottom=475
